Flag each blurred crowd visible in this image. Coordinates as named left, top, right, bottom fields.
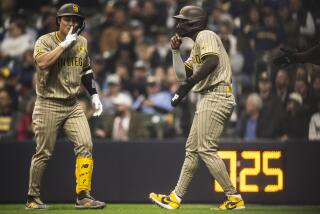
left=0, top=0, right=320, bottom=142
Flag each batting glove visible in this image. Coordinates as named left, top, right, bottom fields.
left=91, top=94, right=103, bottom=116
left=273, top=48, right=297, bottom=68
left=171, top=81, right=193, bottom=107
left=60, top=26, right=77, bottom=49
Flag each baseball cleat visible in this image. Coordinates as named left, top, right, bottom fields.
left=75, top=191, right=106, bottom=209
left=25, top=196, right=49, bottom=210
left=149, top=191, right=181, bottom=210
left=215, top=194, right=245, bottom=210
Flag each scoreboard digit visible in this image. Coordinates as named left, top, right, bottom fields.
left=214, top=150, right=284, bottom=193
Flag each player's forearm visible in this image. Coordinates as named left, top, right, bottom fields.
left=295, top=42, right=320, bottom=64
left=36, top=46, right=65, bottom=70
left=81, top=69, right=98, bottom=95
left=172, top=49, right=187, bottom=81
left=187, top=55, right=218, bottom=85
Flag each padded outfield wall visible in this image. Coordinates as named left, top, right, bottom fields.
left=1, top=139, right=319, bottom=204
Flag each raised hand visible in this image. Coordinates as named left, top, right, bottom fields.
left=60, top=26, right=77, bottom=49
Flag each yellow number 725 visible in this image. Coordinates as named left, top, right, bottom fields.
left=214, top=151, right=283, bottom=192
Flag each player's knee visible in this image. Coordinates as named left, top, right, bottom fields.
left=185, top=151, right=198, bottom=159
left=197, top=148, right=218, bottom=160
left=184, top=151, right=199, bottom=171
left=33, top=148, right=53, bottom=163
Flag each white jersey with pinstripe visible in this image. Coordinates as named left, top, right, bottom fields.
left=33, top=32, right=90, bottom=99
left=184, top=30, right=232, bottom=92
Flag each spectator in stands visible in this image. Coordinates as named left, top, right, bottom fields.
left=310, top=75, right=320, bottom=114
left=140, top=0, right=165, bottom=38
left=91, top=54, right=106, bottom=90
left=293, top=78, right=312, bottom=117
left=207, top=5, right=224, bottom=32
left=257, top=71, right=285, bottom=138
left=0, top=64, right=19, bottom=109
left=219, top=19, right=243, bottom=70
left=17, top=96, right=35, bottom=141
left=149, top=31, right=172, bottom=70
left=0, top=88, right=21, bottom=141
left=243, top=6, right=261, bottom=37
left=78, top=95, right=96, bottom=132
left=94, top=93, right=148, bottom=140
left=218, top=19, right=244, bottom=97
left=132, top=75, right=174, bottom=137
left=0, top=18, right=34, bottom=59
left=113, top=29, right=137, bottom=68
left=309, top=101, right=320, bottom=141
left=294, top=66, right=309, bottom=82
left=250, top=9, right=284, bottom=64
left=163, top=0, right=178, bottom=30
left=101, top=74, right=131, bottom=114
left=289, top=0, right=315, bottom=47
left=274, top=68, right=291, bottom=104
left=279, top=92, right=309, bottom=140
left=113, top=61, right=131, bottom=92
left=81, top=29, right=100, bottom=57
left=37, top=7, right=57, bottom=36
left=165, top=66, right=192, bottom=138
left=239, top=10, right=260, bottom=92
left=19, top=49, right=36, bottom=93
left=0, top=0, right=316, bottom=142
left=0, top=0, right=17, bottom=31
left=153, top=66, right=167, bottom=90
left=128, top=0, right=142, bottom=20
left=18, top=72, right=36, bottom=113
left=129, top=60, right=148, bottom=99
left=277, top=2, right=299, bottom=47
left=100, top=7, right=128, bottom=58
left=130, top=20, right=152, bottom=62
left=235, top=93, right=263, bottom=141
left=132, top=75, right=173, bottom=115
left=218, top=17, right=238, bottom=57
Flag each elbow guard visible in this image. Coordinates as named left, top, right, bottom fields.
left=81, top=69, right=97, bottom=95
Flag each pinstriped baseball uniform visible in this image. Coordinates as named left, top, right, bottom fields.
left=28, top=32, right=93, bottom=197
left=34, top=32, right=90, bottom=99
left=174, top=30, right=237, bottom=197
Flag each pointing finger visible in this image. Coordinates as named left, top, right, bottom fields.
left=68, top=26, right=74, bottom=35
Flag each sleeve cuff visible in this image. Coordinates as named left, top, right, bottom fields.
left=184, top=63, right=193, bottom=70
left=200, top=52, right=219, bottom=61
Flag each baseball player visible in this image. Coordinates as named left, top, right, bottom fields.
left=25, top=3, right=105, bottom=210
left=149, top=5, right=245, bottom=210
left=273, top=42, right=320, bottom=67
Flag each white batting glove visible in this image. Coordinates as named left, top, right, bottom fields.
left=59, top=26, right=77, bottom=49
left=91, top=94, right=103, bottom=117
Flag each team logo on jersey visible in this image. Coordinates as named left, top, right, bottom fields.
left=73, top=4, right=79, bottom=13
left=78, top=45, right=85, bottom=53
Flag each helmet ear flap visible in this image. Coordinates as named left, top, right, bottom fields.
left=75, top=20, right=85, bottom=35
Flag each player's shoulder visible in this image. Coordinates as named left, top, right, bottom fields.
left=35, top=32, right=56, bottom=44
left=36, top=32, right=53, bottom=41
left=77, top=35, right=87, bottom=43
left=197, top=30, right=218, bottom=40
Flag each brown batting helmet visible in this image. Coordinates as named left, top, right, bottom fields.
left=56, top=3, right=85, bottom=34
left=173, top=5, right=208, bottom=37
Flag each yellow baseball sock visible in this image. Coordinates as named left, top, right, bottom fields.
left=75, top=157, right=93, bottom=194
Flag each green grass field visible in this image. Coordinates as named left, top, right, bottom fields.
left=1, top=204, right=320, bottom=214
